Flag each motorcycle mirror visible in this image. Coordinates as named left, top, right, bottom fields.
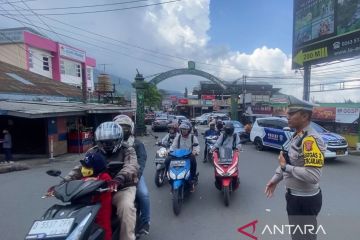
left=46, top=169, right=62, bottom=177
left=154, top=136, right=159, bottom=139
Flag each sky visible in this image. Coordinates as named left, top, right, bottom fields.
left=1, top=0, right=360, bottom=102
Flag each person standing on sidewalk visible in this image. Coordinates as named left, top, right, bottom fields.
left=265, top=96, right=325, bottom=240
left=0, top=130, right=12, bottom=163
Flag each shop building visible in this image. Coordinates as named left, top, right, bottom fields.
left=0, top=27, right=96, bottom=91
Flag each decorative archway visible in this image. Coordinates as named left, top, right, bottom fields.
left=133, top=62, right=236, bottom=136
left=149, top=68, right=227, bottom=89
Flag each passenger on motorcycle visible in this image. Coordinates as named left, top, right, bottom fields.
left=80, top=151, right=113, bottom=240
left=165, top=121, right=200, bottom=192
left=113, top=115, right=150, bottom=237
left=213, top=122, right=241, bottom=152
left=65, top=122, right=139, bottom=240
left=203, top=120, right=220, bottom=162
left=161, top=122, right=179, bottom=147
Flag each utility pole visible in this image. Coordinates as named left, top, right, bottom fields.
left=98, top=63, right=111, bottom=73
left=242, top=75, right=247, bottom=113
left=303, top=64, right=311, bottom=101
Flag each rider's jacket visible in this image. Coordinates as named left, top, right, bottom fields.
left=161, top=133, right=178, bottom=147
left=65, top=145, right=139, bottom=189
left=204, top=129, right=219, bottom=138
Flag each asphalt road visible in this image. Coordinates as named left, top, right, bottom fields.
left=0, top=125, right=359, bottom=240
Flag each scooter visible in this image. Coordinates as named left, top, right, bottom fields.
left=154, top=140, right=170, bottom=188
left=25, top=162, right=134, bottom=240
left=213, top=147, right=240, bottom=206
left=167, top=147, right=198, bottom=216
left=204, top=135, right=218, bottom=164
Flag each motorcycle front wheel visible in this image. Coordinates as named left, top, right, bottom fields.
left=154, top=168, right=165, bottom=187
left=223, top=185, right=230, bottom=207
left=172, top=187, right=183, bottom=216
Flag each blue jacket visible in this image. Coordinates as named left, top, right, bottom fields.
left=204, top=129, right=219, bottom=137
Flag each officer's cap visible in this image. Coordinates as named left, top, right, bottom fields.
left=287, top=95, right=316, bottom=114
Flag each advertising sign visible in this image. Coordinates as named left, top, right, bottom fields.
left=312, top=107, right=336, bottom=121
left=59, top=44, right=86, bottom=62
left=201, top=95, right=215, bottom=100
left=178, top=98, right=188, bottom=104
left=293, top=0, right=360, bottom=68
left=335, top=107, right=359, bottom=123
left=252, top=104, right=272, bottom=115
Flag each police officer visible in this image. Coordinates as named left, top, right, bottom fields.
left=265, top=96, right=325, bottom=240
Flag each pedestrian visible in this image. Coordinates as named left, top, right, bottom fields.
left=265, top=96, right=325, bottom=240
left=0, top=129, right=12, bottom=163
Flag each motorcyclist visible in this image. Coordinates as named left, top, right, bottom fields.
left=216, top=120, right=224, bottom=134
left=161, top=122, right=179, bottom=147
left=65, top=122, right=139, bottom=240
left=113, top=115, right=150, bottom=237
left=213, top=122, right=241, bottom=152
left=203, top=120, right=220, bottom=162
left=190, top=120, right=199, bottom=136
left=165, top=121, right=200, bottom=192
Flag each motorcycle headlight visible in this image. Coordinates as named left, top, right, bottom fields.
left=169, top=170, right=176, bottom=180
left=177, top=170, right=186, bottom=179
left=158, top=148, right=168, bottom=158
left=66, top=213, right=92, bottom=240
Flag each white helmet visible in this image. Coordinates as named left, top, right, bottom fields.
left=113, top=115, right=135, bottom=134
left=95, top=122, right=123, bottom=154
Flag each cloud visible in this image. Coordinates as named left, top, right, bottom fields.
left=1, top=0, right=360, bottom=102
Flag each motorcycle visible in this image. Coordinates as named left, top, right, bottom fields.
left=167, top=146, right=198, bottom=216
left=25, top=162, right=136, bottom=240
left=213, top=147, right=240, bottom=206
left=204, top=135, right=219, bottom=164
left=154, top=140, right=170, bottom=188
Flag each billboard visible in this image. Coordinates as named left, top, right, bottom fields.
left=293, top=0, right=360, bottom=68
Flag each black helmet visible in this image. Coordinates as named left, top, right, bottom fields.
left=224, top=122, right=234, bottom=135
left=216, top=120, right=223, bottom=130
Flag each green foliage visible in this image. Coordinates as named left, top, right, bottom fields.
left=144, top=82, right=162, bottom=108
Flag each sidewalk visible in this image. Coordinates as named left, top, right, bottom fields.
left=0, top=153, right=85, bottom=174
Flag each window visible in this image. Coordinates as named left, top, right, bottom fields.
left=76, top=64, right=81, bottom=77
left=86, top=68, right=92, bottom=81
left=43, top=56, right=49, bottom=71
left=28, top=50, right=33, bottom=68
left=60, top=60, right=65, bottom=74
left=60, top=60, right=82, bottom=78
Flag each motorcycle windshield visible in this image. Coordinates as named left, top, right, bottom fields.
left=219, top=147, right=233, bottom=164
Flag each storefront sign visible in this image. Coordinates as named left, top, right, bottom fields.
left=59, top=44, right=86, bottom=62
left=336, top=108, right=360, bottom=123
left=252, top=104, right=272, bottom=115
left=170, top=96, right=177, bottom=101
left=201, top=95, right=215, bottom=100
left=312, top=107, right=336, bottom=121
left=178, top=98, right=188, bottom=104
left=0, top=30, right=24, bottom=44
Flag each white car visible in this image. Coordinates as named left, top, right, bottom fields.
left=194, top=113, right=211, bottom=125
left=250, top=117, right=348, bottom=159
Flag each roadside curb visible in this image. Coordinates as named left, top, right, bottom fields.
left=349, top=151, right=360, bottom=156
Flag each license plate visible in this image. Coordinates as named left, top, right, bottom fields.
left=25, top=218, right=75, bottom=239
left=336, top=150, right=345, bottom=155
left=170, top=160, right=186, bottom=167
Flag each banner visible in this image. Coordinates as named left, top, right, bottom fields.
left=312, top=107, right=336, bottom=121
left=335, top=107, right=359, bottom=123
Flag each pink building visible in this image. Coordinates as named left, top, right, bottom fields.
left=0, top=27, right=96, bottom=91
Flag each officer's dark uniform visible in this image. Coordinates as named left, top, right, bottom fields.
left=270, top=96, right=325, bottom=240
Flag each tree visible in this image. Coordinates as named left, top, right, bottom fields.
left=144, top=82, right=162, bottom=109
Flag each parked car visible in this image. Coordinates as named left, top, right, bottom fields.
left=207, top=113, right=230, bottom=123
left=152, top=116, right=170, bottom=132
left=249, top=117, right=348, bottom=159
left=145, top=113, right=155, bottom=125
left=195, top=113, right=212, bottom=125
left=175, top=115, right=188, bottom=124
left=222, top=120, right=245, bottom=135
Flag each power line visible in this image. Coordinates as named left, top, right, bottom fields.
left=1, top=0, right=182, bottom=15
left=0, top=2, right=294, bottom=75
left=0, top=13, right=179, bottom=70
left=2, top=0, right=150, bottom=11
left=18, top=0, right=67, bottom=44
